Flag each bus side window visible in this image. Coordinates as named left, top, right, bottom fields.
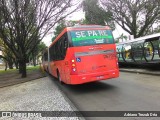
left=52, top=44, right=56, bottom=60
left=62, top=34, right=68, bottom=59
left=64, top=36, right=68, bottom=50
left=59, top=36, right=65, bottom=59
left=58, top=33, right=68, bottom=59
left=49, top=47, right=51, bottom=61
left=55, top=41, right=60, bottom=60
left=49, top=33, right=69, bottom=61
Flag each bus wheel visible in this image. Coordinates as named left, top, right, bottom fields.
left=57, top=71, right=63, bottom=84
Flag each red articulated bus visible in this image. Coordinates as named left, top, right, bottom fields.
left=42, top=25, right=119, bottom=84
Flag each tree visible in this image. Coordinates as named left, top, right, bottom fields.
left=100, top=0, right=160, bottom=38
left=0, top=0, right=81, bottom=77
left=115, top=33, right=128, bottom=43
left=52, top=19, right=85, bottom=42
left=83, top=0, right=115, bottom=29
left=30, top=41, right=47, bottom=66
left=151, top=25, right=160, bottom=33
left=52, top=20, right=66, bottom=41
left=0, top=38, right=16, bottom=69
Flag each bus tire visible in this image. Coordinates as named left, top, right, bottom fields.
left=57, top=70, right=63, bottom=84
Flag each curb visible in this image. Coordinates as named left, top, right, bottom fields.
left=48, top=74, right=85, bottom=120
left=120, top=69, right=160, bottom=76
left=57, top=86, right=86, bottom=120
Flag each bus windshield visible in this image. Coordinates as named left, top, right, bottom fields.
left=70, top=30, right=114, bottom=46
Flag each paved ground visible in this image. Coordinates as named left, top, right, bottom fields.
left=1, top=68, right=160, bottom=120
left=54, top=72, right=160, bottom=120
left=0, top=77, right=82, bottom=120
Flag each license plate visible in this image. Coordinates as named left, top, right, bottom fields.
left=96, top=76, right=104, bottom=79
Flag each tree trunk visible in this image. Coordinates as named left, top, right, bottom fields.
left=5, top=61, right=7, bottom=71
left=33, top=60, right=36, bottom=66
left=19, top=60, right=22, bottom=74
left=5, top=57, right=13, bottom=69
left=33, top=55, right=36, bottom=66
left=19, top=59, right=27, bottom=78
left=14, top=59, right=19, bottom=69
left=8, top=62, right=13, bottom=69
left=15, top=61, right=19, bottom=69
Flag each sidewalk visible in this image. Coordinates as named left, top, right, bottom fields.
left=0, top=67, right=85, bottom=120
left=0, top=77, right=84, bottom=120
left=120, top=68, right=160, bottom=76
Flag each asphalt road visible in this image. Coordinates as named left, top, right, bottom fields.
left=51, top=72, right=160, bottom=120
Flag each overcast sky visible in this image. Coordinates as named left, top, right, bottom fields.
left=42, top=10, right=129, bottom=46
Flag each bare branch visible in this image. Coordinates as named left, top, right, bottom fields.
left=100, top=0, right=160, bottom=38
left=0, top=0, right=82, bottom=77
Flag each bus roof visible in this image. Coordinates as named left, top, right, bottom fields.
left=49, top=25, right=111, bottom=48
left=117, top=33, right=160, bottom=45
left=66, top=25, right=110, bottom=30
